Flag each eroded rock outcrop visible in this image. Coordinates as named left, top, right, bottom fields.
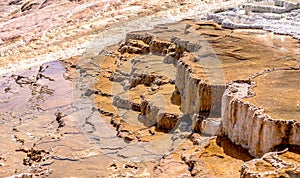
left=98, top=20, right=300, bottom=159
left=176, top=54, right=225, bottom=116
left=222, top=79, right=300, bottom=157
left=104, top=22, right=217, bottom=133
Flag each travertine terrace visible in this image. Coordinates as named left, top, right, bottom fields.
left=71, top=18, right=299, bottom=176
left=0, top=0, right=299, bottom=177
left=93, top=18, right=300, bottom=155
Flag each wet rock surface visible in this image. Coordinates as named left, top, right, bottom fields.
left=0, top=0, right=300, bottom=177
left=0, top=61, right=112, bottom=177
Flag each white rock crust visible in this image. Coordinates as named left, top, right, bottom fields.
left=221, top=81, right=300, bottom=157
left=208, top=0, right=300, bottom=40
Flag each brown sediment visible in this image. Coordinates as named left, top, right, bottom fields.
left=0, top=61, right=111, bottom=177
left=0, top=1, right=300, bottom=176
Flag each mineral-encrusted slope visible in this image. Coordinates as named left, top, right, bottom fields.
left=221, top=67, right=300, bottom=157
left=115, top=21, right=300, bottom=158
left=221, top=80, right=300, bottom=157
left=176, top=56, right=225, bottom=116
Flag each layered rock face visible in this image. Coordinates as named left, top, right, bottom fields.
left=222, top=78, right=300, bottom=157
left=93, top=19, right=300, bottom=161
left=110, top=23, right=186, bottom=131
left=107, top=22, right=230, bottom=136
left=176, top=56, right=225, bottom=117
left=175, top=53, right=226, bottom=135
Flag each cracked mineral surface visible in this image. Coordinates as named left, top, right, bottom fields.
left=0, top=0, right=299, bottom=177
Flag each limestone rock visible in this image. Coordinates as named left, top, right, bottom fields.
left=221, top=79, right=300, bottom=157
left=176, top=57, right=225, bottom=117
